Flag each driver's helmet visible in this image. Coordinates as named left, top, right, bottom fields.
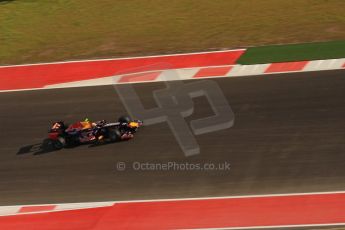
left=80, top=118, right=92, bottom=130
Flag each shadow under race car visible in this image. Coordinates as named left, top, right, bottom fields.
left=44, top=116, right=143, bottom=150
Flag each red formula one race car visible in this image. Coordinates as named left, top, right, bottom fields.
left=45, top=116, right=143, bottom=150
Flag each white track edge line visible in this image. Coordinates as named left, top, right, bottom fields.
left=1, top=190, right=345, bottom=209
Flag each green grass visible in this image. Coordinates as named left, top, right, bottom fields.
left=237, top=40, right=345, bottom=64
left=0, top=0, right=345, bottom=65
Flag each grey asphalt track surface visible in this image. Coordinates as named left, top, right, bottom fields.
left=0, top=69, right=344, bottom=206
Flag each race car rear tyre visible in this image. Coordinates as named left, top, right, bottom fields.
left=118, top=115, right=131, bottom=123
left=109, top=128, right=121, bottom=142
left=53, top=137, right=66, bottom=149
left=42, top=139, right=56, bottom=151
